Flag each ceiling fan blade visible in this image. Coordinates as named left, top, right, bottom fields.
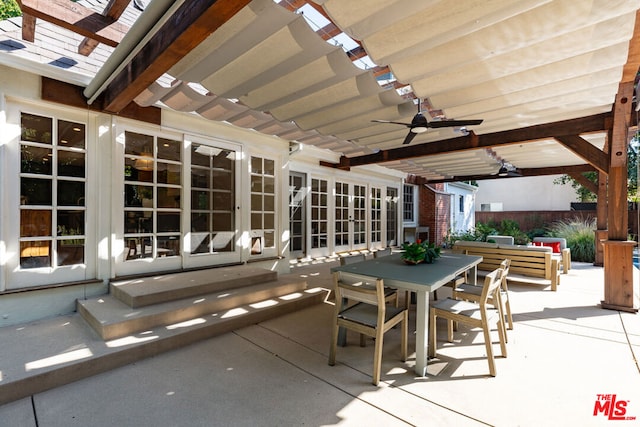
left=371, top=119, right=412, bottom=127
left=427, top=119, right=483, bottom=128
left=402, top=131, right=417, bottom=145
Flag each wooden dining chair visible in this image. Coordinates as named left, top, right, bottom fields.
left=429, top=267, right=507, bottom=377
left=452, top=259, right=513, bottom=338
left=340, top=253, right=399, bottom=307
left=329, top=271, right=408, bottom=385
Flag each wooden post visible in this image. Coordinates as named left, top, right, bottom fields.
left=601, top=81, right=638, bottom=312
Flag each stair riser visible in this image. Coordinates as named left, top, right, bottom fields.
left=112, top=270, right=279, bottom=308
left=0, top=292, right=327, bottom=406
left=82, top=281, right=308, bottom=340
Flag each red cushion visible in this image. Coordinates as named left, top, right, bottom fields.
left=532, top=241, right=543, bottom=247
left=542, top=242, right=561, bottom=253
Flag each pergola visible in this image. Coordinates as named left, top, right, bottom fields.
left=14, top=0, right=640, bottom=312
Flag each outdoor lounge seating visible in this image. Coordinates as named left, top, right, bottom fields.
left=429, top=268, right=507, bottom=377
left=532, top=237, right=571, bottom=273
left=329, top=271, right=408, bottom=385
left=453, top=240, right=560, bottom=291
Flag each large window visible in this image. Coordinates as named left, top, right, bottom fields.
left=19, top=113, right=86, bottom=269
left=335, top=181, right=349, bottom=247
left=370, top=187, right=382, bottom=244
left=386, top=187, right=398, bottom=246
left=124, top=131, right=181, bottom=260
left=250, top=156, right=276, bottom=255
left=403, top=184, right=416, bottom=223
left=311, top=178, right=328, bottom=249
left=190, top=144, right=236, bottom=254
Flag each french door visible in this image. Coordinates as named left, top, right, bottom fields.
left=334, top=181, right=368, bottom=253
left=289, top=172, right=306, bottom=259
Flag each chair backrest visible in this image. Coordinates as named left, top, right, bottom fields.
left=339, top=253, right=365, bottom=266
left=333, top=271, right=384, bottom=307
left=480, top=268, right=504, bottom=305
left=374, top=247, right=392, bottom=258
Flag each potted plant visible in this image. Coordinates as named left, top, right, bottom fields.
left=401, top=240, right=441, bottom=265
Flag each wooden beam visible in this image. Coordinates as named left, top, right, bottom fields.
left=102, top=0, right=251, bottom=113
left=554, top=135, right=609, bottom=174
left=41, top=77, right=161, bottom=125
left=568, top=171, right=598, bottom=194
left=16, top=0, right=128, bottom=47
left=424, top=164, right=596, bottom=184
left=329, top=113, right=611, bottom=168
left=78, top=0, right=132, bottom=56
left=21, top=13, right=36, bottom=42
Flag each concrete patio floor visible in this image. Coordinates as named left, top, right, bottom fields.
left=0, top=259, right=639, bottom=426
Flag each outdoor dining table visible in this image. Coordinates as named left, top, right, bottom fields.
left=331, top=252, right=483, bottom=377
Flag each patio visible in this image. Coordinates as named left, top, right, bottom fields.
left=0, top=258, right=638, bottom=426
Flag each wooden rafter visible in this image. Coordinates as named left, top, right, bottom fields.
left=323, top=113, right=612, bottom=170
left=16, top=0, right=128, bottom=47
left=424, top=164, right=596, bottom=184
left=102, top=0, right=251, bottom=112
left=554, top=135, right=609, bottom=173
left=78, top=0, right=132, bottom=56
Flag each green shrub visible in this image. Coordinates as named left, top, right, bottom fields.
left=547, top=217, right=596, bottom=262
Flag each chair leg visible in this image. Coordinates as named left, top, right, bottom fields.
left=428, top=310, right=437, bottom=358
left=504, top=296, right=513, bottom=330
left=329, top=320, right=339, bottom=366
left=372, top=329, right=384, bottom=386
left=497, top=319, right=507, bottom=358
left=481, top=319, right=497, bottom=377
left=400, top=312, right=408, bottom=362
left=447, top=319, right=454, bottom=342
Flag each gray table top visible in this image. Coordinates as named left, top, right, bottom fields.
left=331, top=252, right=482, bottom=292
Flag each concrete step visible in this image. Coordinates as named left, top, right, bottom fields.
left=78, top=278, right=310, bottom=340
left=1, top=286, right=329, bottom=405
left=110, top=265, right=278, bottom=308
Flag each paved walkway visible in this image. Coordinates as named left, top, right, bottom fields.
left=0, top=260, right=639, bottom=426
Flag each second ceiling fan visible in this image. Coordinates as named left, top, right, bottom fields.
left=372, top=99, right=483, bottom=145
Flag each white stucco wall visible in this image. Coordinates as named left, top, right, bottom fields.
left=474, top=175, right=578, bottom=211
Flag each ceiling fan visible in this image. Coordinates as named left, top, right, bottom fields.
left=372, top=100, right=483, bottom=145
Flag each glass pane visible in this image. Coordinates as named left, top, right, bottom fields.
left=157, top=236, right=180, bottom=257
left=191, top=213, right=210, bottom=232
left=157, top=162, right=181, bottom=185
left=192, top=190, right=209, bottom=210
left=58, top=120, right=85, bottom=149
left=211, top=231, right=233, bottom=251
left=157, top=138, right=181, bottom=161
left=20, top=241, right=51, bottom=268
left=264, top=231, right=275, bottom=248
left=264, top=176, right=274, bottom=194
left=124, top=236, right=153, bottom=260
left=251, top=157, right=262, bottom=174
left=57, top=240, right=84, bottom=266
left=124, top=211, right=153, bottom=234
left=157, top=212, right=180, bottom=232
left=125, top=184, right=153, bottom=207
left=213, top=213, right=232, bottom=231
left=124, top=157, right=153, bottom=183
left=20, top=209, right=52, bottom=237
left=251, top=175, right=262, bottom=192
left=192, top=144, right=213, bottom=167
left=251, top=213, right=262, bottom=229
left=212, top=170, right=232, bottom=190
left=264, top=213, right=274, bottom=229
left=190, top=233, right=210, bottom=254
left=251, top=194, right=262, bottom=211
left=264, top=195, right=274, bottom=211
left=21, top=145, right=52, bottom=174
left=57, top=210, right=84, bottom=236
left=58, top=150, right=85, bottom=177
left=212, top=191, right=232, bottom=209
left=21, top=177, right=52, bottom=205
left=58, top=181, right=85, bottom=206
left=157, top=186, right=180, bottom=208
left=191, top=168, right=210, bottom=188
left=320, top=180, right=327, bottom=192
left=125, top=131, right=154, bottom=156
left=264, top=159, right=274, bottom=176
left=21, top=113, right=52, bottom=144
left=213, top=150, right=233, bottom=169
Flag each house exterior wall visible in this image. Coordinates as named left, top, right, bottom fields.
left=475, top=175, right=578, bottom=211
left=0, top=65, right=404, bottom=326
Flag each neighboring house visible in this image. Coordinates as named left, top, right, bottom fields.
left=475, top=175, right=578, bottom=212
left=0, top=5, right=410, bottom=326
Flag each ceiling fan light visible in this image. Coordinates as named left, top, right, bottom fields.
left=411, top=126, right=428, bottom=134
left=498, top=165, right=509, bottom=176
